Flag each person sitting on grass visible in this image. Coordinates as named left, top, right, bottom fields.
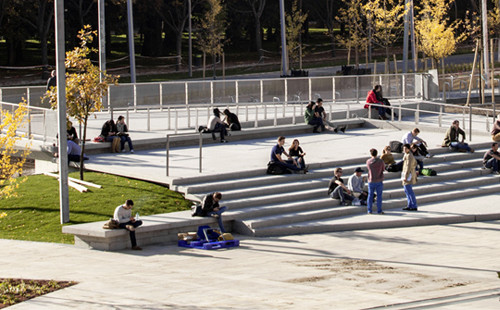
left=114, top=199, right=143, bottom=250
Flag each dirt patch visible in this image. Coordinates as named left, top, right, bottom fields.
left=284, top=258, right=478, bottom=296
left=0, top=278, right=76, bottom=308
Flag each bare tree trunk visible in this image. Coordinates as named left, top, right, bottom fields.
left=80, top=116, right=88, bottom=180
left=176, top=31, right=183, bottom=71
left=255, top=18, right=263, bottom=58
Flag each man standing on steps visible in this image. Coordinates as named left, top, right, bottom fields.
left=366, top=148, right=385, bottom=214
left=483, top=143, right=500, bottom=175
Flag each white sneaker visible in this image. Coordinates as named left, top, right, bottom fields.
left=121, top=149, right=127, bottom=153
left=425, top=154, right=431, bottom=158
left=130, top=150, right=134, bottom=154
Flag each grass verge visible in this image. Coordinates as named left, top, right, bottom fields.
left=0, top=172, right=192, bottom=244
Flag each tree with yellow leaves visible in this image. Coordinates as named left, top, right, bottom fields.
left=362, top=0, right=406, bottom=73
left=415, top=0, right=466, bottom=71
left=0, top=100, right=31, bottom=198
left=336, top=0, right=366, bottom=69
left=197, top=0, right=227, bottom=79
left=45, top=26, right=118, bottom=180
left=286, top=0, right=308, bottom=69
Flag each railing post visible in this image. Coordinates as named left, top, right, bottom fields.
left=195, top=108, right=199, bottom=131
left=274, top=105, right=277, bottom=126
left=235, top=80, right=239, bottom=103
left=210, top=81, right=214, bottom=104
left=207, top=106, right=210, bottom=125
left=246, top=104, right=249, bottom=122
left=166, top=135, right=170, bottom=176
left=398, top=102, right=402, bottom=122
left=126, top=107, right=130, bottom=127
left=199, top=132, right=203, bottom=173
left=332, top=77, right=336, bottom=102
left=260, top=80, right=264, bottom=103
left=185, top=82, right=189, bottom=106
left=346, top=102, right=350, bottom=119
left=27, top=87, right=31, bottom=106
left=282, top=103, right=286, bottom=118
left=187, top=106, right=191, bottom=128
left=415, top=102, right=420, bottom=124
left=264, top=104, right=267, bottom=120
left=486, top=111, right=490, bottom=132
left=308, top=78, right=312, bottom=102
left=43, top=110, right=47, bottom=142
left=255, top=106, right=259, bottom=127
left=133, top=84, right=137, bottom=111
left=402, top=75, right=406, bottom=99
left=147, top=108, right=151, bottom=131
left=28, top=107, right=31, bottom=138
left=107, top=86, right=111, bottom=111
left=110, top=106, right=114, bottom=121
left=368, top=105, right=372, bottom=119
left=159, top=83, right=163, bottom=111
left=356, top=76, right=360, bottom=104
left=329, top=103, right=333, bottom=121
left=439, top=105, right=443, bottom=127
left=469, top=105, right=472, bottom=141
left=168, top=107, right=171, bottom=130
left=292, top=105, right=296, bottom=124
left=284, top=79, right=288, bottom=103
left=175, top=110, right=179, bottom=134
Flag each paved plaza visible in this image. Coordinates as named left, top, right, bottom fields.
left=1, top=216, right=499, bottom=309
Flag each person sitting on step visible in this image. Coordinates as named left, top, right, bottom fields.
left=116, top=115, right=134, bottom=153
left=442, top=120, right=474, bottom=153
left=483, top=142, right=500, bottom=175
left=208, top=108, right=228, bottom=143
left=328, top=167, right=355, bottom=206
left=223, top=108, right=241, bottom=131
left=402, top=128, right=430, bottom=158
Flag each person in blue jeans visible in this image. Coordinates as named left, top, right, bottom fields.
left=270, top=136, right=303, bottom=173
left=366, top=148, right=385, bottom=214
left=483, top=143, right=500, bottom=174
left=401, top=144, right=418, bottom=211
left=201, top=192, right=227, bottom=233
left=442, top=120, right=474, bottom=153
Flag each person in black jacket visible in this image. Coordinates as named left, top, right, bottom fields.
left=100, top=120, right=118, bottom=142
left=201, top=192, right=227, bottom=232
left=223, top=109, right=241, bottom=131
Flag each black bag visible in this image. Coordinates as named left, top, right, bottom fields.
left=266, top=161, right=291, bottom=175
left=386, top=163, right=402, bottom=172
left=198, top=126, right=211, bottom=133
left=191, top=204, right=203, bottom=217
left=390, top=140, right=403, bottom=153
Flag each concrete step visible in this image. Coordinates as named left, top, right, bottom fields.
left=218, top=166, right=493, bottom=209
left=175, top=147, right=488, bottom=196
left=234, top=173, right=499, bottom=231
left=249, top=182, right=500, bottom=237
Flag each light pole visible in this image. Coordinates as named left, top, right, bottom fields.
left=54, top=0, right=69, bottom=223
left=481, top=0, right=489, bottom=87
left=188, top=0, right=193, bottom=78
left=279, top=0, right=288, bottom=77
left=127, top=0, right=137, bottom=83
left=98, top=0, right=107, bottom=109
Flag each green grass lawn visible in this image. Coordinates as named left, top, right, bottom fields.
left=0, top=172, right=192, bottom=244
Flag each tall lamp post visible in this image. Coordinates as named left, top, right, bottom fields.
left=98, top=0, right=107, bottom=109
left=188, top=0, right=193, bottom=78
left=127, top=0, right=137, bottom=83
left=279, top=0, right=288, bottom=77
left=54, top=0, right=69, bottom=223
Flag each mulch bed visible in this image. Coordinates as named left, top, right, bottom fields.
left=0, top=278, right=77, bottom=308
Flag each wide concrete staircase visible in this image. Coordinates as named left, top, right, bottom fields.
left=171, top=141, right=500, bottom=237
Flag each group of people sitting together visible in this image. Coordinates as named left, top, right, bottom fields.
left=100, top=115, right=134, bottom=153
left=268, top=136, right=308, bottom=174
left=201, top=108, right=241, bottom=143
left=365, top=85, right=396, bottom=120
left=305, top=98, right=346, bottom=133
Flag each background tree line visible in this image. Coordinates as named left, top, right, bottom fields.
left=0, top=0, right=496, bottom=69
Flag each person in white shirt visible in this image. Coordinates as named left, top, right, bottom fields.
left=401, top=128, right=430, bottom=158
left=113, top=199, right=143, bottom=250
left=208, top=108, right=228, bottom=143
left=347, top=167, right=368, bottom=205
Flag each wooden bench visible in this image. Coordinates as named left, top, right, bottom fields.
left=62, top=210, right=234, bottom=251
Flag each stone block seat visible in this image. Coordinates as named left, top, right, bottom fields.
left=62, top=210, right=235, bottom=251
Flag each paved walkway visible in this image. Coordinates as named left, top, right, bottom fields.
left=2, top=216, right=499, bottom=309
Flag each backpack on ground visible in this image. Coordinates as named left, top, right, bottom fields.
left=266, top=161, right=291, bottom=175
left=421, top=168, right=437, bottom=176
left=386, top=163, right=402, bottom=172
left=198, top=126, right=211, bottom=133
left=390, top=140, right=403, bottom=153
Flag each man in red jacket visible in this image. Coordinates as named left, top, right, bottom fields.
left=365, top=85, right=388, bottom=120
